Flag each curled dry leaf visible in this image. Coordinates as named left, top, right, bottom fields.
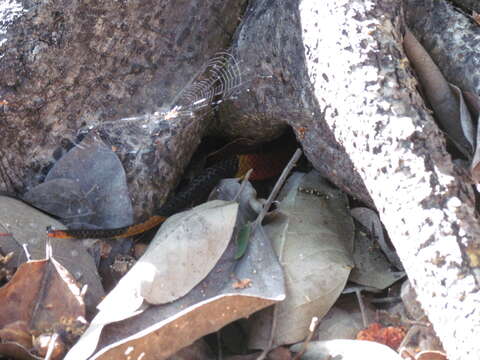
left=449, top=84, right=475, bottom=151
left=403, top=28, right=473, bottom=158
left=248, top=170, right=355, bottom=348
left=65, top=180, right=285, bottom=360
left=0, top=195, right=104, bottom=315
left=462, top=90, right=480, bottom=182
left=0, top=256, right=86, bottom=360
left=356, top=323, right=406, bottom=350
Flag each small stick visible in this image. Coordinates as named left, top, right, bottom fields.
left=256, top=304, right=280, bottom=360
left=255, top=149, right=303, bottom=360
left=233, top=168, right=253, bottom=202
left=292, top=317, right=319, bottom=360
left=355, top=288, right=369, bottom=328
left=44, top=333, right=59, bottom=360
left=253, top=148, right=302, bottom=229
left=22, top=243, right=32, bottom=262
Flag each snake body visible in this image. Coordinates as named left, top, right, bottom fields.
left=47, top=150, right=290, bottom=239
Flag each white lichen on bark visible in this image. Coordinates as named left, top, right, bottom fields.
left=300, top=0, right=480, bottom=358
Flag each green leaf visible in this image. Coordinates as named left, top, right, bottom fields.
left=235, top=222, right=252, bottom=259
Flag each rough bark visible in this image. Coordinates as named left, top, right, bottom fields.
left=405, top=0, right=480, bottom=96
left=450, top=0, right=480, bottom=14
left=299, top=0, right=480, bottom=359
left=0, top=0, right=374, bottom=217
left=222, top=0, right=374, bottom=207
left=0, top=0, right=247, bottom=217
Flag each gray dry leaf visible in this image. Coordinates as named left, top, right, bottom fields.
left=290, top=339, right=403, bottom=360
left=0, top=195, right=104, bottom=314
left=349, top=229, right=404, bottom=290
left=139, top=200, right=238, bottom=304
left=65, top=181, right=285, bottom=360
left=65, top=200, right=238, bottom=360
left=350, top=207, right=403, bottom=271
left=40, top=132, right=133, bottom=229
left=247, top=170, right=354, bottom=348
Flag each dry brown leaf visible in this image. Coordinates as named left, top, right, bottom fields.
left=0, top=256, right=86, bottom=360
left=65, top=181, right=285, bottom=360
left=0, top=196, right=104, bottom=314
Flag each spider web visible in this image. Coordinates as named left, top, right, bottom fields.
left=70, top=52, right=243, bottom=151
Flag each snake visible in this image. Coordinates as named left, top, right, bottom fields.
left=47, top=146, right=293, bottom=239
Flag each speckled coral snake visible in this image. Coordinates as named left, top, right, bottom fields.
left=47, top=149, right=292, bottom=239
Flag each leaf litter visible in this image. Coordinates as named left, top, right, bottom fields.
left=0, top=195, right=104, bottom=315
left=246, top=170, right=355, bottom=349
left=0, top=48, right=424, bottom=359
left=0, top=243, right=87, bottom=360
left=64, top=179, right=286, bottom=360
left=404, top=28, right=480, bottom=183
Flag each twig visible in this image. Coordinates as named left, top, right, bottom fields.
left=292, top=318, right=319, bottom=359
left=354, top=288, right=369, bottom=328
left=253, top=148, right=302, bottom=229
left=233, top=168, right=253, bottom=202
left=255, top=150, right=303, bottom=360
left=44, top=333, right=59, bottom=360
left=255, top=304, right=280, bottom=360
left=255, top=149, right=302, bottom=360
left=22, top=243, right=32, bottom=262
left=292, top=317, right=319, bottom=360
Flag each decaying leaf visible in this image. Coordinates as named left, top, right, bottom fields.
left=248, top=170, right=355, bottom=348
left=356, top=323, right=406, bottom=350
left=0, top=254, right=87, bottom=360
left=290, top=339, right=403, bottom=360
left=65, top=180, right=285, bottom=360
left=0, top=195, right=105, bottom=314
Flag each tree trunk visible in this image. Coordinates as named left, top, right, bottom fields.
left=0, top=0, right=247, bottom=217
left=299, top=1, right=480, bottom=359
left=1, top=0, right=480, bottom=358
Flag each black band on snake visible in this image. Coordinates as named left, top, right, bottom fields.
left=47, top=157, right=240, bottom=239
